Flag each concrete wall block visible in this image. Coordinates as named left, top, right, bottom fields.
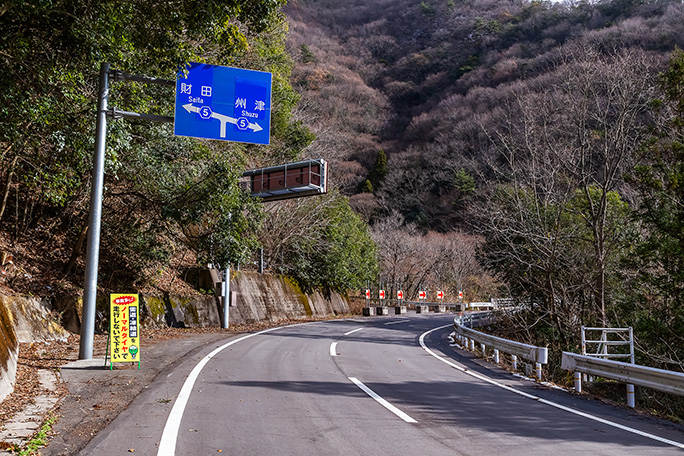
left=230, top=272, right=350, bottom=324
left=0, top=298, right=19, bottom=403
left=2, top=296, right=68, bottom=343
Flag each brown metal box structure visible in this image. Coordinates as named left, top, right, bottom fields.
left=243, top=159, right=327, bottom=202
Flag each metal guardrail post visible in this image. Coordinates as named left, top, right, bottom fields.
left=627, top=383, right=635, bottom=407
left=574, top=372, right=582, bottom=392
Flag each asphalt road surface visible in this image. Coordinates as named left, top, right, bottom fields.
left=80, top=313, right=684, bottom=455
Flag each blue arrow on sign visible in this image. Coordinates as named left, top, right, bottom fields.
left=174, top=62, right=272, bottom=145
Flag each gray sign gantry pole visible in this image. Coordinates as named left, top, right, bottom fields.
left=223, top=266, right=230, bottom=329
left=79, top=62, right=109, bottom=360
left=79, top=63, right=174, bottom=360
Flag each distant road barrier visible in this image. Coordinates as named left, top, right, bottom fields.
left=457, top=311, right=496, bottom=328
left=352, top=296, right=466, bottom=312
left=561, top=352, right=684, bottom=398
left=454, top=315, right=548, bottom=381
left=467, top=302, right=495, bottom=310
left=467, top=298, right=515, bottom=311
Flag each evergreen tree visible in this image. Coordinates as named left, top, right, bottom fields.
left=367, top=149, right=388, bottom=190
left=628, top=49, right=684, bottom=369
left=359, top=179, right=374, bottom=193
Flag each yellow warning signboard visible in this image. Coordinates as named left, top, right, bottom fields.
left=109, top=294, right=140, bottom=365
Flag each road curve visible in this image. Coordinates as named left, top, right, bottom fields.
left=80, top=314, right=684, bottom=455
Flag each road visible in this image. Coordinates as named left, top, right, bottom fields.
left=80, top=313, right=684, bottom=455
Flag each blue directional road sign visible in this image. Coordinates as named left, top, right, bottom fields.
left=174, top=62, right=272, bottom=145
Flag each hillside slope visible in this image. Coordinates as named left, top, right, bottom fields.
left=285, top=0, right=684, bottom=229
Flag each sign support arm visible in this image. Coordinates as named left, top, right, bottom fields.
left=109, top=107, right=174, bottom=123
left=80, top=64, right=175, bottom=360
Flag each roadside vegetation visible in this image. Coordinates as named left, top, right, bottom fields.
left=285, top=0, right=684, bottom=416
left=0, top=1, right=377, bottom=300
left=2, top=0, right=684, bottom=419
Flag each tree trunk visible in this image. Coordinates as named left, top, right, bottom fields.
left=64, top=222, right=89, bottom=275
left=0, top=156, right=18, bottom=223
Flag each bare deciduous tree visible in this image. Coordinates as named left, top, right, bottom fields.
left=480, top=43, right=661, bottom=342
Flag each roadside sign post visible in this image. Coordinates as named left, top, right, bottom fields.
left=106, top=294, right=141, bottom=369
left=173, top=63, right=273, bottom=329
left=222, top=267, right=230, bottom=329
left=362, top=286, right=376, bottom=317
left=376, top=288, right=388, bottom=315
left=416, top=289, right=428, bottom=314
left=80, top=62, right=110, bottom=361
left=395, top=289, right=407, bottom=314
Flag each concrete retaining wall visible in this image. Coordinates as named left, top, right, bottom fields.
left=53, top=271, right=351, bottom=329
left=143, top=295, right=221, bottom=329
left=0, top=296, right=69, bottom=403
left=230, top=271, right=349, bottom=324
left=55, top=271, right=350, bottom=334
left=0, top=299, right=17, bottom=403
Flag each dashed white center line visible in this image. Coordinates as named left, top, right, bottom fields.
left=349, top=377, right=417, bottom=423
left=332, top=328, right=365, bottom=357
left=384, top=319, right=409, bottom=326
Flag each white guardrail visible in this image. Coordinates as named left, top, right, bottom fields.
left=454, top=314, right=684, bottom=406
left=453, top=316, right=548, bottom=381
left=561, top=352, right=684, bottom=398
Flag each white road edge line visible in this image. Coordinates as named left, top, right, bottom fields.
left=384, top=319, right=410, bottom=326
left=157, top=325, right=286, bottom=456
left=349, top=377, right=418, bottom=423
left=419, top=325, right=684, bottom=450
left=344, top=328, right=363, bottom=336
left=330, top=342, right=338, bottom=357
